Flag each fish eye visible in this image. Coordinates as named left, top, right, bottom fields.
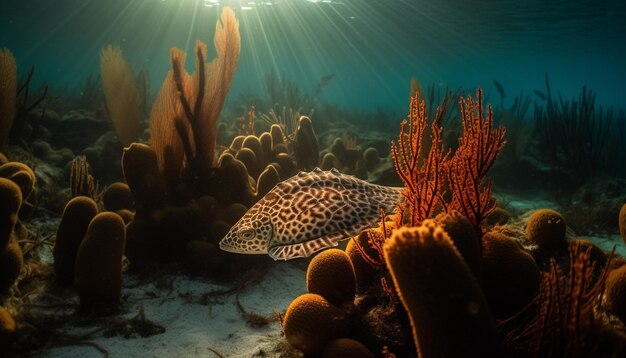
left=239, top=228, right=255, bottom=240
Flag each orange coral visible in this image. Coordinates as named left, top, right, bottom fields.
left=391, top=92, right=449, bottom=227
left=448, top=88, right=506, bottom=232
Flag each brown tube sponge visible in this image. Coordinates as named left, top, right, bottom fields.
left=480, top=231, right=541, bottom=320
left=294, top=116, right=319, bottom=170
left=0, top=162, right=35, bottom=200
left=283, top=293, right=350, bottom=357
left=306, top=249, right=356, bottom=307
left=435, top=210, right=482, bottom=279
left=53, top=196, right=99, bottom=287
left=0, top=306, right=16, bottom=350
left=0, top=236, right=23, bottom=293
left=74, top=212, right=126, bottom=310
left=121, top=143, right=166, bottom=211
left=383, top=221, right=500, bottom=358
left=102, top=182, right=134, bottom=212
left=0, top=177, right=21, bottom=248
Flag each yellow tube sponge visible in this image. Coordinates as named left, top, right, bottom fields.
left=53, top=196, right=99, bottom=287
left=74, top=212, right=126, bottom=310
left=0, top=177, right=21, bottom=248
left=383, top=221, right=500, bottom=357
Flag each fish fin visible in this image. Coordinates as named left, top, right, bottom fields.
left=268, top=231, right=350, bottom=261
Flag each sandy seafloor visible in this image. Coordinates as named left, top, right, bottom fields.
left=24, top=195, right=626, bottom=358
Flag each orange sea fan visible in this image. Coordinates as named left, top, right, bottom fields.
left=448, top=88, right=506, bottom=232
left=391, top=92, right=449, bottom=227
left=100, top=45, right=141, bottom=147
left=149, top=7, right=240, bottom=185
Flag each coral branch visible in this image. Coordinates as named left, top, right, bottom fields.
left=391, top=93, right=449, bottom=227
left=448, top=88, right=506, bottom=233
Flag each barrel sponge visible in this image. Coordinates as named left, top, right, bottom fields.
left=0, top=177, right=21, bottom=248
left=74, top=212, right=126, bottom=309
left=383, top=221, right=500, bottom=358
left=481, top=231, right=541, bottom=320
left=306, top=249, right=356, bottom=307
left=604, top=263, right=626, bottom=324
left=0, top=236, right=23, bottom=293
left=619, top=204, right=626, bottom=246
left=526, top=209, right=567, bottom=247
left=0, top=307, right=16, bottom=349
left=283, top=293, right=351, bottom=357
left=121, top=143, right=165, bottom=209
left=322, top=338, right=375, bottom=358
left=53, top=196, right=99, bottom=287
left=0, top=161, right=36, bottom=200
left=294, top=116, right=319, bottom=170
left=102, top=182, right=134, bottom=212
left=434, top=210, right=481, bottom=278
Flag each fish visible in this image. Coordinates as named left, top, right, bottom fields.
left=219, top=168, right=403, bottom=260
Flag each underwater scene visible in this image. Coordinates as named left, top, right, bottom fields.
left=1, top=0, right=626, bottom=356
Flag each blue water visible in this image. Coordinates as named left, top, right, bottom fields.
left=1, top=0, right=625, bottom=112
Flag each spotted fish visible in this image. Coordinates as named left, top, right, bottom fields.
left=219, top=168, right=403, bottom=260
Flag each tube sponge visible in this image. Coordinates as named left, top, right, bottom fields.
left=53, top=196, right=99, bottom=287
left=0, top=177, right=21, bottom=248
left=480, top=231, right=541, bottom=320
left=102, top=182, right=134, bottom=212
left=74, top=212, right=126, bottom=310
left=435, top=210, right=481, bottom=278
left=306, top=248, right=356, bottom=307
left=383, top=221, right=500, bottom=357
left=0, top=162, right=36, bottom=200
left=0, top=236, right=23, bottom=293
left=294, top=116, right=319, bottom=170
left=0, top=306, right=16, bottom=351
left=283, top=293, right=350, bottom=357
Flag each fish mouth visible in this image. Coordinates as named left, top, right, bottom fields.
left=218, top=241, right=238, bottom=253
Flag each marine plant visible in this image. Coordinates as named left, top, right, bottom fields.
left=533, top=74, right=625, bottom=184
